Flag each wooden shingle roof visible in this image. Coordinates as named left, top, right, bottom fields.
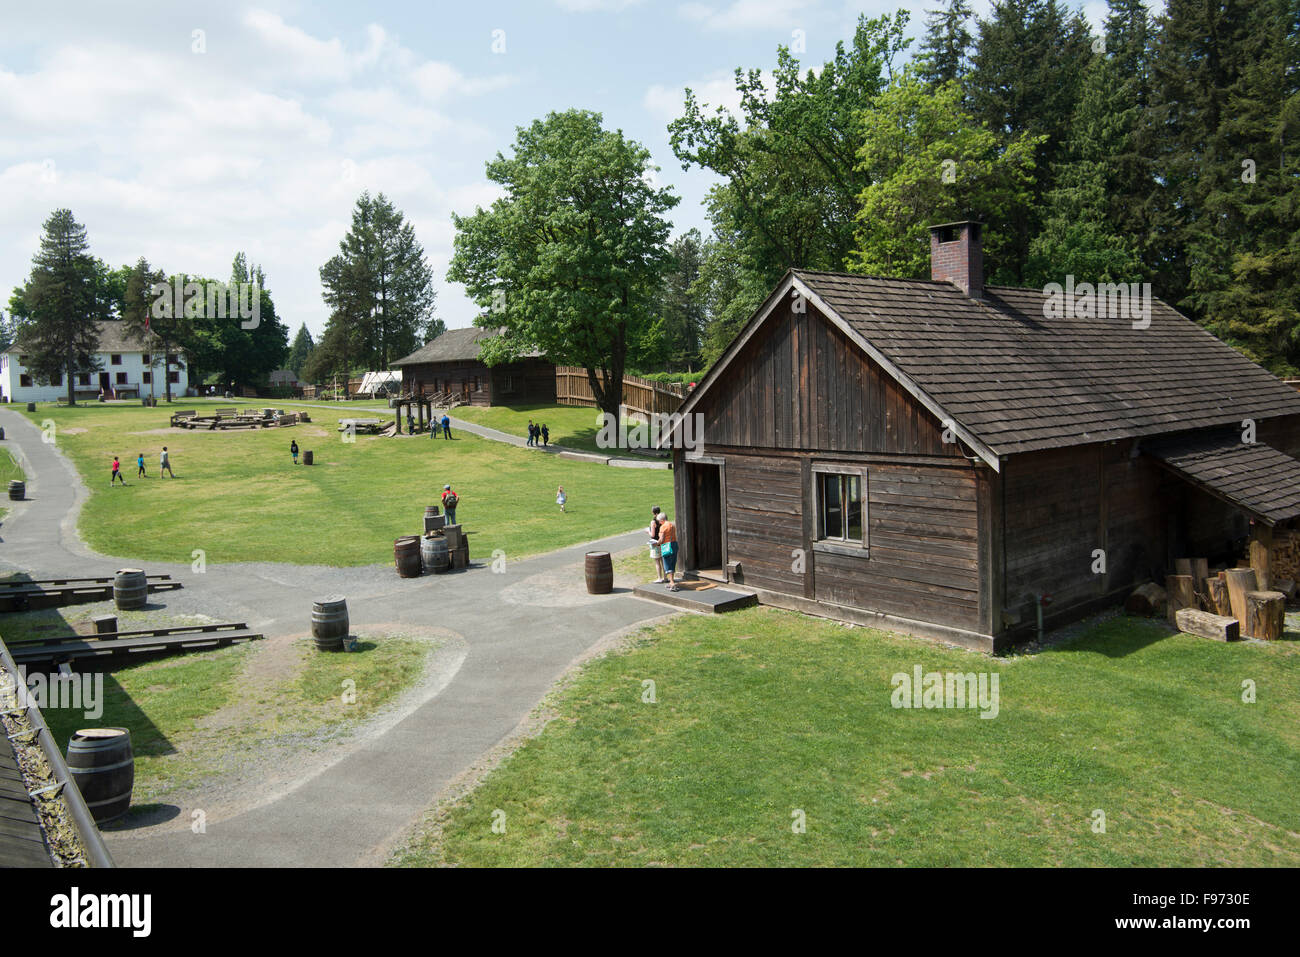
left=1143, top=429, right=1300, bottom=525
left=390, top=327, right=543, bottom=367
left=794, top=270, right=1300, bottom=458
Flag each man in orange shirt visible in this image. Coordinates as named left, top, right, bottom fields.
left=655, top=514, right=679, bottom=591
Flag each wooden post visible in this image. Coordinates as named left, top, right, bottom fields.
left=1244, top=590, right=1286, bottom=640
left=1250, top=523, right=1273, bottom=591
left=1224, top=568, right=1259, bottom=623
left=1165, top=574, right=1196, bottom=624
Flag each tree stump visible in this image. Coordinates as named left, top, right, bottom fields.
left=1125, top=582, right=1166, bottom=617
left=1204, top=577, right=1231, bottom=617
left=1224, top=568, right=1259, bottom=624
left=1166, top=574, right=1196, bottom=624
left=1175, top=608, right=1240, bottom=642
left=1244, top=591, right=1286, bottom=640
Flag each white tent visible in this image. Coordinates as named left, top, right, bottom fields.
left=357, top=371, right=402, bottom=396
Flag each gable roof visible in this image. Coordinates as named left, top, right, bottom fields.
left=7, top=321, right=151, bottom=356
left=390, top=326, right=543, bottom=367
left=674, top=270, right=1300, bottom=468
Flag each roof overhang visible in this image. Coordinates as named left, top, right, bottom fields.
left=1144, top=430, right=1300, bottom=526
left=661, top=271, right=1001, bottom=471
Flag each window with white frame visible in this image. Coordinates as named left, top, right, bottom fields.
left=812, top=465, right=868, bottom=551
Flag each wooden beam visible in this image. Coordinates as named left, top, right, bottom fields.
left=1250, top=523, right=1273, bottom=591
left=1175, top=609, right=1241, bottom=642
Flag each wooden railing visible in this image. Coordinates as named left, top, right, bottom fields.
left=555, top=367, right=688, bottom=418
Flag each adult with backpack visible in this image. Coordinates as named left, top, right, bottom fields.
left=441, top=484, right=459, bottom=524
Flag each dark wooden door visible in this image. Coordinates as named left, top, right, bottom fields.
left=689, top=463, right=723, bottom=569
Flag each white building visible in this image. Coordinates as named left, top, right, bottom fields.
left=0, top=322, right=189, bottom=403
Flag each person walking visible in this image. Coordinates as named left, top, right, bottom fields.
left=111, top=456, right=125, bottom=486
left=441, top=484, right=459, bottom=525
left=406, top=412, right=415, bottom=435
left=556, top=485, right=567, bottom=513
left=526, top=420, right=535, bottom=447
left=160, top=446, right=175, bottom=478
left=136, top=452, right=146, bottom=479
left=441, top=414, right=451, bottom=439
left=290, top=439, right=299, bottom=464
left=541, top=424, right=550, bottom=447
left=648, top=506, right=666, bottom=583
left=655, top=513, right=679, bottom=591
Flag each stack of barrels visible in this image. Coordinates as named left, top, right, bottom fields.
left=7, top=479, right=24, bottom=501
left=311, top=595, right=349, bottom=652
left=66, top=728, right=134, bottom=823
left=113, top=569, right=148, bottom=610
left=421, top=534, right=450, bottom=574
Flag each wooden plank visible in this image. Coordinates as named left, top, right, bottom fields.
left=1224, top=568, right=1259, bottom=623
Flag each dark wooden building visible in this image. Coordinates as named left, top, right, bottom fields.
left=390, top=327, right=555, bottom=407
left=668, top=221, right=1300, bottom=652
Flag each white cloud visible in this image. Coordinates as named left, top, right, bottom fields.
left=679, top=0, right=816, bottom=30
left=644, top=70, right=762, bottom=124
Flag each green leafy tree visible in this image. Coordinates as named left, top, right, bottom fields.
left=848, top=74, right=1042, bottom=281
left=653, top=229, right=706, bottom=371
left=17, top=209, right=102, bottom=404
left=447, top=109, right=679, bottom=418
left=117, top=257, right=173, bottom=399
left=669, top=12, right=911, bottom=288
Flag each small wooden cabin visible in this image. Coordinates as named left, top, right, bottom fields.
left=390, top=327, right=555, bottom=407
left=668, top=222, right=1300, bottom=652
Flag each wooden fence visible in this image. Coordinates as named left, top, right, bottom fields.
left=555, top=367, right=688, bottom=418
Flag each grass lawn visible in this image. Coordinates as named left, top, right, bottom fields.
left=17, top=402, right=670, bottom=566
left=391, top=607, right=1300, bottom=867
left=448, top=403, right=640, bottom=455
left=2, top=600, right=438, bottom=803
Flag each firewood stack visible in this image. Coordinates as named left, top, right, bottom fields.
left=1131, top=550, right=1293, bottom=642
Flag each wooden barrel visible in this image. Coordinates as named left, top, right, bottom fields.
left=7, top=480, right=24, bottom=501
left=423, top=505, right=443, bottom=534
left=585, top=551, right=613, bottom=594
left=113, top=568, right=147, bottom=609
left=421, top=534, right=450, bottom=574
left=311, top=595, right=348, bottom=651
left=25, top=402, right=35, bottom=412
left=66, top=728, right=134, bottom=823
left=303, top=450, right=313, bottom=466
left=0, top=426, right=5, bottom=439
left=395, top=536, right=422, bottom=578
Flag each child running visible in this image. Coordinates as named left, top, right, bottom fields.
left=160, top=446, right=175, bottom=478
left=136, top=452, right=146, bottom=478
left=290, top=439, right=299, bottom=464
left=556, top=485, right=566, bottom=513
left=111, top=456, right=125, bottom=486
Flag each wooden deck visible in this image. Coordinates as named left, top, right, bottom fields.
left=0, top=730, right=53, bottom=868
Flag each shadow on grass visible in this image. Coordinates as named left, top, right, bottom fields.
left=1043, top=614, right=1173, bottom=659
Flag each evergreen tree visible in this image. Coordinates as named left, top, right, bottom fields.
left=118, top=257, right=170, bottom=399
left=966, top=0, right=1094, bottom=280
left=916, top=0, right=974, bottom=88
left=286, top=323, right=314, bottom=376
left=319, top=192, right=437, bottom=371
left=18, top=209, right=101, bottom=404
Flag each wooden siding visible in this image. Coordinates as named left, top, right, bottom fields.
left=814, top=461, right=980, bottom=631
left=400, top=358, right=554, bottom=407
left=693, top=299, right=965, bottom=458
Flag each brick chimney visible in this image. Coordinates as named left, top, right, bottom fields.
left=929, top=221, right=983, bottom=298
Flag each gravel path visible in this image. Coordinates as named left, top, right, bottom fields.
left=0, top=406, right=675, bottom=867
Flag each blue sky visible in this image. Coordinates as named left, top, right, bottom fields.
left=0, top=0, right=1108, bottom=338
